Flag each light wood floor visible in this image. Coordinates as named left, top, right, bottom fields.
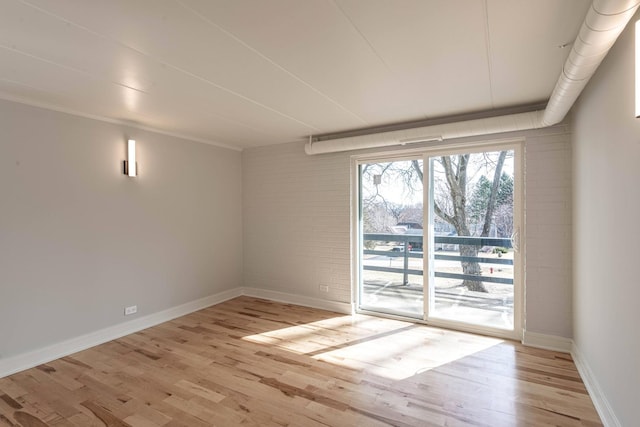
left=0, top=297, right=601, bottom=426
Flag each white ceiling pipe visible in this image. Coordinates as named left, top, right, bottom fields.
left=305, top=0, right=640, bottom=155
left=541, top=0, right=640, bottom=126
left=305, top=111, right=545, bottom=155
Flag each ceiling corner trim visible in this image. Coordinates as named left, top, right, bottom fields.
left=0, top=94, right=242, bottom=151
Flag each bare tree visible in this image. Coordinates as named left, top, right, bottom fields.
left=413, top=152, right=507, bottom=292
left=363, top=154, right=510, bottom=292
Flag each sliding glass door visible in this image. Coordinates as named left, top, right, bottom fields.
left=357, top=144, right=522, bottom=337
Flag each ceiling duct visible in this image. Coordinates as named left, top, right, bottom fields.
left=305, top=0, right=640, bottom=155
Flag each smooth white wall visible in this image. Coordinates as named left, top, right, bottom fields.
left=0, top=100, right=243, bottom=359
left=243, top=126, right=573, bottom=338
left=572, top=11, right=640, bottom=425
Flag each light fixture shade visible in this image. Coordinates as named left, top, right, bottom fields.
left=636, top=20, right=640, bottom=118
left=124, top=139, right=137, bottom=177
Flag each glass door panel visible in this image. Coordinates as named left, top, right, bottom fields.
left=359, top=159, right=424, bottom=318
left=426, top=150, right=516, bottom=330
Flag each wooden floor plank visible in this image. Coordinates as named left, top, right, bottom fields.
left=0, top=297, right=601, bottom=426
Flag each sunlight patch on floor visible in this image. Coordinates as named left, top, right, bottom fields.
left=242, top=314, right=505, bottom=380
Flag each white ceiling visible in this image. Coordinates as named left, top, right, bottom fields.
left=0, top=0, right=591, bottom=149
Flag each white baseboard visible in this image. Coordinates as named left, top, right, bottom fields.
left=0, top=287, right=243, bottom=379
left=521, top=330, right=572, bottom=353
left=0, top=287, right=353, bottom=379
left=241, top=287, right=353, bottom=315
left=571, top=342, right=621, bottom=427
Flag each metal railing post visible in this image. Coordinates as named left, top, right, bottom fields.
left=403, top=240, right=409, bottom=285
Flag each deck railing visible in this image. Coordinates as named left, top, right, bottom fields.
left=363, top=233, right=513, bottom=286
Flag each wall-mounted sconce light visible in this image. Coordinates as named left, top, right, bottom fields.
left=123, top=139, right=137, bottom=177
left=636, top=20, right=640, bottom=117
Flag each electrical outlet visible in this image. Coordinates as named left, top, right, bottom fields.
left=124, top=305, right=137, bottom=316
left=319, top=284, right=329, bottom=293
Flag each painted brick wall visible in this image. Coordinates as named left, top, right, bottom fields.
left=243, top=146, right=353, bottom=303
left=243, top=125, right=572, bottom=338
left=524, top=130, right=572, bottom=338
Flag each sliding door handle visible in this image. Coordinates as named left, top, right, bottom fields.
left=510, top=228, right=520, bottom=253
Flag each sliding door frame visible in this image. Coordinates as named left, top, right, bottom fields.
left=350, top=138, right=525, bottom=340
